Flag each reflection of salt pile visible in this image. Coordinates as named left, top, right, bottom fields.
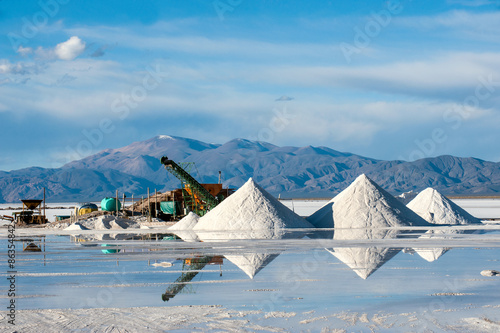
left=327, top=242, right=400, bottom=279
left=193, top=178, right=313, bottom=278
left=408, top=188, right=482, bottom=262
left=168, top=212, right=200, bottom=242
left=309, top=174, right=430, bottom=279
left=226, top=253, right=280, bottom=279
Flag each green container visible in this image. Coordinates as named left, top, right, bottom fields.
left=101, top=244, right=121, bottom=254
left=101, top=197, right=121, bottom=212
left=160, top=201, right=181, bottom=215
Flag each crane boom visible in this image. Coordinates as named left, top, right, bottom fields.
left=160, top=156, right=219, bottom=211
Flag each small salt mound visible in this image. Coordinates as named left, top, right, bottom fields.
left=481, top=270, right=500, bottom=277
left=63, top=223, right=89, bottom=231
left=169, top=212, right=199, bottom=230
left=77, top=215, right=140, bottom=230
left=169, top=212, right=200, bottom=242
left=193, top=178, right=313, bottom=239
left=408, top=188, right=481, bottom=261
left=308, top=174, right=430, bottom=229
left=407, top=188, right=482, bottom=225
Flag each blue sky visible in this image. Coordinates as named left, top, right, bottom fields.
left=1, top=0, right=500, bottom=170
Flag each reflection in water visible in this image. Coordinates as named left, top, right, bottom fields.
left=325, top=228, right=402, bottom=279
left=162, top=256, right=223, bottom=302
left=413, top=229, right=482, bottom=262
left=194, top=229, right=310, bottom=279
left=66, top=226, right=492, bottom=305
left=224, top=253, right=280, bottom=279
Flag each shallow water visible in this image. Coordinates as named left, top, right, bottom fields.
left=3, top=227, right=499, bottom=323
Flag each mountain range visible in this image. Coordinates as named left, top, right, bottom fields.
left=1, top=135, right=499, bottom=203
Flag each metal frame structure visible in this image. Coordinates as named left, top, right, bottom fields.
left=160, top=156, right=219, bottom=216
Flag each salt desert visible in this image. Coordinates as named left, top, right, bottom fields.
left=1, top=196, right=499, bottom=332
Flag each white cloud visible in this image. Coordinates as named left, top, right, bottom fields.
left=54, top=36, right=86, bottom=61
left=17, top=46, right=33, bottom=56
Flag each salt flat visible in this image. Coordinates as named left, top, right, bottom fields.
left=1, top=199, right=499, bottom=332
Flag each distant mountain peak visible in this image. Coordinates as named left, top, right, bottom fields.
left=157, top=135, right=176, bottom=140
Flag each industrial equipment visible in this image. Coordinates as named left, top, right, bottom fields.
left=160, top=156, right=220, bottom=216
left=12, top=199, right=48, bottom=225
left=101, top=197, right=121, bottom=212
left=78, top=203, right=98, bottom=215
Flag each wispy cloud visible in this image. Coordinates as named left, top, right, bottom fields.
left=394, top=10, right=500, bottom=42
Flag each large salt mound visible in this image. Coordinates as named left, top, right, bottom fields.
left=407, top=188, right=482, bottom=225
left=168, top=212, right=200, bottom=242
left=193, top=178, right=313, bottom=238
left=308, top=174, right=430, bottom=229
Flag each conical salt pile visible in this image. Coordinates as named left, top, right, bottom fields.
left=407, top=188, right=481, bottom=225
left=308, top=174, right=429, bottom=278
left=408, top=188, right=481, bottom=262
left=193, top=178, right=313, bottom=239
left=168, top=212, right=200, bottom=242
left=308, top=174, right=430, bottom=229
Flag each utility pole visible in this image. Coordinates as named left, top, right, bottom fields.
left=147, top=188, right=151, bottom=222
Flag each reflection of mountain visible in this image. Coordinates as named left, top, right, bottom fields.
left=326, top=228, right=402, bottom=279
